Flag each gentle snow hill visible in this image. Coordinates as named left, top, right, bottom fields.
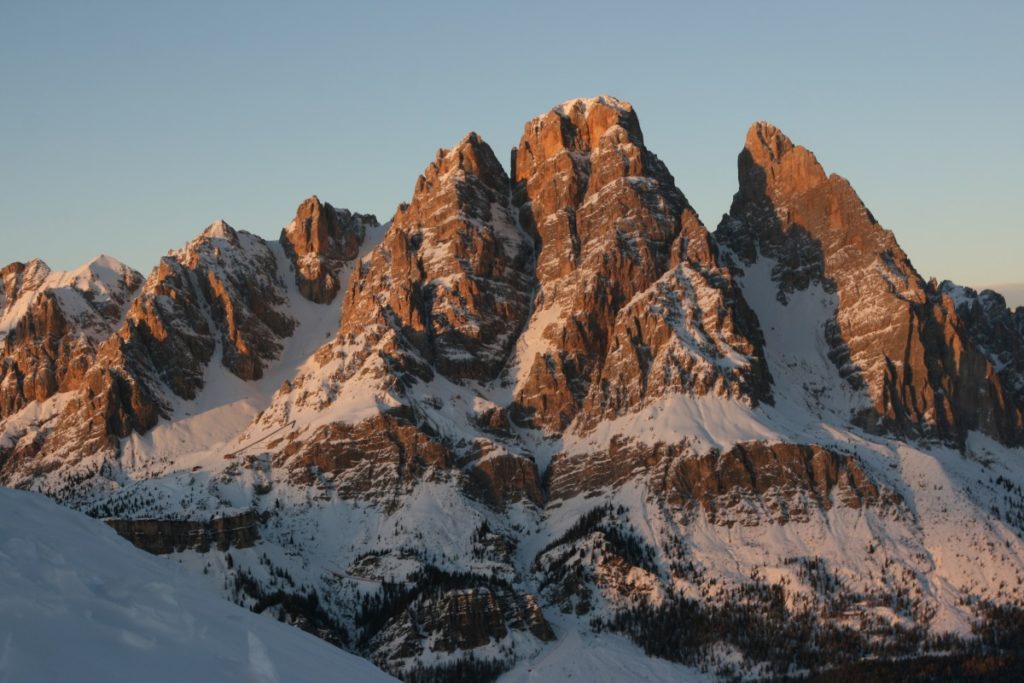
left=0, top=487, right=397, bottom=683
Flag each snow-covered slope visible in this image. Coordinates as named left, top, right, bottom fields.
left=0, top=255, right=141, bottom=342
left=113, top=217, right=390, bottom=481
left=0, top=487, right=396, bottom=683
left=497, top=629, right=715, bottom=683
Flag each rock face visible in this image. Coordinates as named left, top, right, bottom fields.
left=0, top=217, right=343, bottom=487
left=281, top=196, right=377, bottom=303
left=104, top=511, right=259, bottom=554
left=339, top=132, right=534, bottom=382
left=0, top=257, right=143, bottom=418
left=115, top=221, right=295, bottom=395
left=717, top=122, right=1022, bottom=445
left=547, top=437, right=890, bottom=521
left=467, top=449, right=545, bottom=508
left=277, top=412, right=455, bottom=499
left=941, top=283, right=1024, bottom=414
left=17, top=222, right=302, bottom=467
left=510, top=96, right=769, bottom=432
left=262, top=133, right=538, bottom=504
left=661, top=441, right=890, bottom=524
left=370, top=586, right=553, bottom=669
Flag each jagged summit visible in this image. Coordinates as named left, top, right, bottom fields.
left=410, top=131, right=508, bottom=206
left=340, top=128, right=528, bottom=383
left=0, top=254, right=141, bottom=332
left=941, top=279, right=1024, bottom=416
left=737, top=120, right=828, bottom=206
left=719, top=122, right=1023, bottom=446
left=554, top=94, right=634, bottom=115
left=281, top=194, right=376, bottom=303
left=4, top=100, right=1024, bottom=681
left=514, top=96, right=644, bottom=183
left=744, top=120, right=795, bottom=159
left=200, top=218, right=237, bottom=242
left=0, top=252, right=144, bottom=424
left=509, top=96, right=767, bottom=433
left=1, top=259, right=53, bottom=310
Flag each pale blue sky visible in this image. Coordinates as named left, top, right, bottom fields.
left=2, top=1, right=1021, bottom=299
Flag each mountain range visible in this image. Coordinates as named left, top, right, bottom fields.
left=3, top=96, right=1024, bottom=681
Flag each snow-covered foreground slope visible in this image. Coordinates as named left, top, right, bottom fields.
left=0, top=487, right=397, bottom=683
left=497, top=628, right=714, bottom=683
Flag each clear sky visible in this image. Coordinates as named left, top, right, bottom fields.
left=2, top=1, right=1022, bottom=301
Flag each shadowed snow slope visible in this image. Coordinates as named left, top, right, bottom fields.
left=0, top=488, right=397, bottom=683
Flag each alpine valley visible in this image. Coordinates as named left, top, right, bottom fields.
left=4, top=97, right=1024, bottom=681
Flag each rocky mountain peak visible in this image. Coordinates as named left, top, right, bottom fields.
left=512, top=95, right=644, bottom=197
left=744, top=121, right=795, bottom=164
left=941, top=281, right=1024, bottom=418
left=554, top=95, right=642, bottom=149
left=405, top=132, right=509, bottom=222
left=510, top=97, right=769, bottom=431
left=1, top=259, right=51, bottom=309
left=737, top=121, right=827, bottom=207
left=285, top=196, right=333, bottom=256
left=256, top=131, right=538, bottom=506
left=0, top=254, right=144, bottom=426
left=122, top=224, right=297, bottom=394
left=281, top=195, right=376, bottom=303
left=718, top=124, right=1023, bottom=446
left=0, top=261, right=28, bottom=315
left=415, top=133, right=505, bottom=195
left=337, top=131, right=532, bottom=384
left=199, top=219, right=239, bottom=245
left=1, top=255, right=142, bottom=339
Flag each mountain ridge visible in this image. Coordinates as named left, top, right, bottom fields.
left=3, top=97, right=1024, bottom=681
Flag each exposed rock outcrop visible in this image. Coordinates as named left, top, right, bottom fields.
left=717, top=122, right=1023, bottom=445
left=264, top=133, right=537, bottom=503
left=92, top=224, right=295, bottom=429
left=276, top=411, right=454, bottom=501
left=115, top=221, right=296, bottom=393
left=104, top=511, right=259, bottom=554
left=0, top=257, right=143, bottom=418
left=467, top=450, right=545, bottom=508
left=661, top=441, right=890, bottom=525
left=369, top=586, right=553, bottom=668
left=510, top=97, right=769, bottom=432
left=339, top=132, right=534, bottom=382
left=941, top=282, right=1024, bottom=414
left=281, top=196, right=377, bottom=303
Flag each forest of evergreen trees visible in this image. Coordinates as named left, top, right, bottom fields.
left=354, top=563, right=515, bottom=650
left=401, top=654, right=509, bottom=683
left=595, top=585, right=1024, bottom=680
left=228, top=555, right=350, bottom=648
